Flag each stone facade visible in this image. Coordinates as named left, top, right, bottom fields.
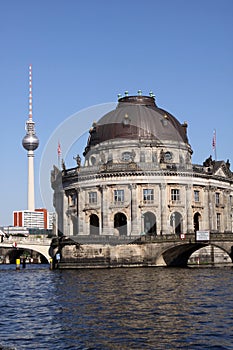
left=51, top=94, right=233, bottom=240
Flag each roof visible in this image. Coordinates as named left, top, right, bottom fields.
left=84, top=95, right=189, bottom=155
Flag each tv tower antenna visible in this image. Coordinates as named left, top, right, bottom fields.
left=22, top=65, right=39, bottom=211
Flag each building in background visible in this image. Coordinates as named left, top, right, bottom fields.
left=13, top=209, right=53, bottom=229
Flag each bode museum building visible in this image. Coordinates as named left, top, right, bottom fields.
left=51, top=92, right=233, bottom=241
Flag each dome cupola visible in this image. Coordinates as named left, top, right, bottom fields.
left=84, top=92, right=189, bottom=156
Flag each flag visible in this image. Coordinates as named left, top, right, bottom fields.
left=57, top=141, right=61, bottom=156
left=212, top=130, right=216, bottom=150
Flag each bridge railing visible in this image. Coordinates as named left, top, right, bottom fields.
left=134, top=232, right=233, bottom=244
left=137, top=234, right=194, bottom=243
left=1, top=235, right=52, bottom=245
left=209, top=232, right=233, bottom=241
left=4, top=232, right=231, bottom=247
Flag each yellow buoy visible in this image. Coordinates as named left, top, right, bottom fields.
left=16, top=258, right=20, bottom=270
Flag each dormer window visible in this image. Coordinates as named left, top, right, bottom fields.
left=122, top=113, right=130, bottom=126
left=165, top=151, right=172, bottom=161
left=122, top=152, right=132, bottom=161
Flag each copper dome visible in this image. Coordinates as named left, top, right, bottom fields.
left=84, top=95, right=188, bottom=156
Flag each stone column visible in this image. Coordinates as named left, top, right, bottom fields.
left=202, top=187, right=209, bottom=230
left=98, top=187, right=102, bottom=235
left=63, top=192, right=70, bottom=236
left=101, top=185, right=110, bottom=235
left=74, top=188, right=80, bottom=235
left=130, top=184, right=139, bottom=235
left=186, top=184, right=193, bottom=233
left=223, top=190, right=230, bottom=232
left=208, top=186, right=215, bottom=231
left=77, top=188, right=84, bottom=234
left=160, top=183, right=167, bottom=234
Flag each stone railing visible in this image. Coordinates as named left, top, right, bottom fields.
left=1, top=235, right=52, bottom=245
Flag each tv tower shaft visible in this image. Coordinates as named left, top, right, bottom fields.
left=22, top=65, right=39, bottom=211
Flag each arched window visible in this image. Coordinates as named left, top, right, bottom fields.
left=90, top=214, right=99, bottom=235
left=170, top=212, right=183, bottom=235
left=114, top=212, right=127, bottom=236
left=144, top=211, right=157, bottom=235
left=194, top=212, right=201, bottom=232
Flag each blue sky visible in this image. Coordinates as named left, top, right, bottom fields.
left=0, top=0, right=232, bottom=225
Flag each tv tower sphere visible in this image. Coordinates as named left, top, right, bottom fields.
left=22, top=121, right=39, bottom=151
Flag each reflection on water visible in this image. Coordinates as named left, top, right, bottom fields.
left=0, top=265, right=232, bottom=349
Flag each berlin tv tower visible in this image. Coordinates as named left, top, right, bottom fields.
left=22, top=65, right=39, bottom=211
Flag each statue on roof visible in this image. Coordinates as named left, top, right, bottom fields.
left=203, top=155, right=214, bottom=167
left=61, top=159, right=66, bottom=174
left=73, top=154, right=81, bottom=168
left=160, top=149, right=165, bottom=163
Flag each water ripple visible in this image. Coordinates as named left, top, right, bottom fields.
left=0, top=265, right=232, bottom=349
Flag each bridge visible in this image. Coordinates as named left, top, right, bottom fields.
left=55, top=232, right=233, bottom=268
left=133, top=233, right=233, bottom=267
left=0, top=236, right=53, bottom=263
left=0, top=233, right=233, bottom=267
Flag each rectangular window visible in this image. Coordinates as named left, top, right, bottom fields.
left=114, top=190, right=124, bottom=202
left=143, top=189, right=154, bottom=203
left=216, top=213, right=221, bottom=231
left=69, top=194, right=76, bottom=206
left=89, top=191, right=97, bottom=204
left=215, top=193, right=220, bottom=205
left=171, top=189, right=180, bottom=201
left=194, top=190, right=200, bottom=202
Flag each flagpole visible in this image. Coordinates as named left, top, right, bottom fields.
left=215, top=130, right=217, bottom=161
left=212, top=129, right=217, bottom=161
left=57, top=141, right=61, bottom=168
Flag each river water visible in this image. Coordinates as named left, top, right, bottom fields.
left=0, top=264, right=232, bottom=350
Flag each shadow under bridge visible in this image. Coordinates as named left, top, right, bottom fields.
left=161, top=242, right=208, bottom=267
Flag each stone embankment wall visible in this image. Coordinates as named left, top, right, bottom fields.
left=58, top=243, right=167, bottom=268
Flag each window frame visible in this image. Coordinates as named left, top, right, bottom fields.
left=89, top=191, right=97, bottom=204
left=216, top=213, right=221, bottom=231
left=171, top=189, right=180, bottom=201
left=194, top=190, right=200, bottom=202
left=143, top=188, right=154, bottom=203
left=215, top=192, right=220, bottom=206
left=114, top=189, right=124, bottom=203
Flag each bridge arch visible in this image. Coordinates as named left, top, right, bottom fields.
left=19, top=245, right=51, bottom=263
left=0, top=240, right=52, bottom=263
left=189, top=243, right=232, bottom=265
left=3, top=248, right=49, bottom=264
left=157, top=242, right=233, bottom=267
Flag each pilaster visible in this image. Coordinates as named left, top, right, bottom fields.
left=129, top=184, right=140, bottom=235
left=160, top=183, right=168, bottom=234
left=185, top=184, right=193, bottom=233
left=100, top=185, right=110, bottom=235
